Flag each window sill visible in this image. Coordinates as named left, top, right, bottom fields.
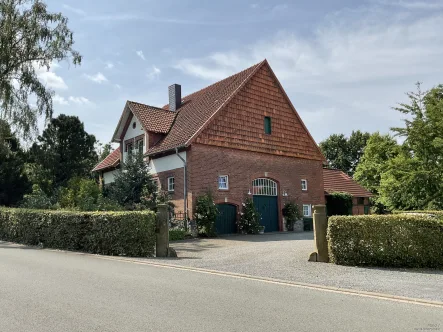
left=218, top=188, right=229, bottom=191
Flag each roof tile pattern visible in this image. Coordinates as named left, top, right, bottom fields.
left=323, top=168, right=372, bottom=197
left=146, top=61, right=263, bottom=155
left=195, top=64, right=324, bottom=160
left=92, top=147, right=121, bottom=172
left=128, top=101, right=175, bottom=134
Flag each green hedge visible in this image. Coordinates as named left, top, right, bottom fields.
left=328, top=215, right=443, bottom=268
left=0, top=208, right=156, bottom=257
left=169, top=229, right=186, bottom=241
left=393, top=210, right=443, bottom=218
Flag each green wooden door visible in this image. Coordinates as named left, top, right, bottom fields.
left=216, top=204, right=237, bottom=235
left=253, top=196, right=279, bottom=232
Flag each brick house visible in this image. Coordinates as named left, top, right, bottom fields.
left=323, top=168, right=372, bottom=215
left=93, top=60, right=326, bottom=233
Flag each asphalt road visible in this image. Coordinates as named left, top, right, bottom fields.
left=0, top=242, right=442, bottom=332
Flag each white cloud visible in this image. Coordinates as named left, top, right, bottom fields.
left=63, top=4, right=86, bottom=16
left=250, top=3, right=259, bottom=9
left=84, top=72, right=108, bottom=84
left=34, top=63, right=68, bottom=90
left=175, top=9, right=443, bottom=141
left=69, top=96, right=92, bottom=105
left=147, top=66, right=161, bottom=80
left=136, top=51, right=146, bottom=61
left=114, top=84, right=122, bottom=89
left=105, top=62, right=114, bottom=69
left=378, top=0, right=443, bottom=9
left=53, top=95, right=69, bottom=105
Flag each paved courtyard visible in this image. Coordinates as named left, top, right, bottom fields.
left=160, top=232, right=443, bottom=302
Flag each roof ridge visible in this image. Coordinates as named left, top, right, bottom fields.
left=163, top=59, right=266, bottom=109
left=128, top=100, right=175, bottom=113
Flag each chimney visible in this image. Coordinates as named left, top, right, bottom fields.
left=168, top=84, right=181, bottom=112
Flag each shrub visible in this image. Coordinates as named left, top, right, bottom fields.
left=0, top=208, right=156, bottom=257
left=20, top=184, right=53, bottom=210
left=58, top=177, right=101, bottom=211
left=328, top=215, right=443, bottom=268
left=393, top=210, right=443, bottom=218
left=238, top=198, right=262, bottom=234
left=169, top=229, right=186, bottom=241
left=282, top=202, right=302, bottom=231
left=194, top=192, right=218, bottom=237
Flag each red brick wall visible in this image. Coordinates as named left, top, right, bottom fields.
left=352, top=197, right=370, bottom=215
left=152, top=167, right=187, bottom=214
left=195, top=64, right=324, bottom=161
left=187, top=144, right=324, bottom=230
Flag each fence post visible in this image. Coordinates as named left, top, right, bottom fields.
left=156, top=204, right=169, bottom=257
left=308, top=205, right=329, bottom=263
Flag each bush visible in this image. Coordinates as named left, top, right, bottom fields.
left=328, top=215, right=443, bottom=268
left=169, top=229, right=186, bottom=241
left=282, top=202, right=302, bottom=231
left=238, top=198, right=262, bottom=234
left=194, top=192, right=218, bottom=237
left=20, top=184, right=54, bottom=210
left=0, top=208, right=156, bottom=257
left=58, top=177, right=101, bottom=211
left=393, top=210, right=443, bottom=218
left=326, top=192, right=353, bottom=216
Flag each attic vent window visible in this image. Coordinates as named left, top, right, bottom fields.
left=132, top=122, right=136, bottom=129
left=264, top=116, right=272, bottom=135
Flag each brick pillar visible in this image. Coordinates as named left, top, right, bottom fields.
left=308, top=205, right=329, bottom=263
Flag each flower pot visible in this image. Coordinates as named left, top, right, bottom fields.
left=259, top=226, right=265, bottom=234
left=293, top=219, right=304, bottom=233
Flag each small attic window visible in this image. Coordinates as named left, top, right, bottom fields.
left=132, top=122, right=136, bottom=129
left=264, top=116, right=272, bottom=135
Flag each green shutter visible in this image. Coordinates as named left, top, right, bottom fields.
left=264, top=117, right=271, bottom=134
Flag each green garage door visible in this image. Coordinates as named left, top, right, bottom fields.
left=216, top=204, right=237, bottom=235
left=253, top=195, right=279, bottom=232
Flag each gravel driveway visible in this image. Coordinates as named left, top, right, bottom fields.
left=163, top=232, right=443, bottom=302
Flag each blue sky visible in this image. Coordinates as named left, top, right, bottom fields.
left=41, top=0, right=443, bottom=145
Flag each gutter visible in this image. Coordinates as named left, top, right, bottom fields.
left=175, top=147, right=188, bottom=231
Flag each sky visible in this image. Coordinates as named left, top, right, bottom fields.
left=41, top=0, right=443, bottom=145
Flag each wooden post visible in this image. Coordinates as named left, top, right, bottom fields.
left=156, top=204, right=169, bottom=257
left=308, top=205, right=329, bottom=263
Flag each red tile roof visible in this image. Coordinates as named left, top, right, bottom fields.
left=323, top=168, right=372, bottom=197
left=92, top=147, right=121, bottom=172
left=146, top=60, right=264, bottom=155
left=128, top=101, right=175, bottom=134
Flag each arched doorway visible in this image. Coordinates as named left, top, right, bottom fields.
left=252, top=178, right=279, bottom=232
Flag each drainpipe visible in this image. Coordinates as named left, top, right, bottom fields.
left=175, top=147, right=188, bottom=231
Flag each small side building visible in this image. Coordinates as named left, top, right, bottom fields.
left=322, top=168, right=372, bottom=215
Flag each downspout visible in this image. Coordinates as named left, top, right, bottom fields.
left=175, top=147, right=188, bottom=231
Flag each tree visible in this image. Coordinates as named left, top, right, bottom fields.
left=319, top=130, right=370, bottom=176
left=29, top=114, right=97, bottom=192
left=0, top=0, right=82, bottom=138
left=97, top=142, right=113, bottom=162
left=0, top=119, right=30, bottom=205
left=379, top=83, right=443, bottom=210
left=107, top=152, right=157, bottom=209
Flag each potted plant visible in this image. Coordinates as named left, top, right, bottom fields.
left=282, top=202, right=303, bottom=233
left=258, top=226, right=265, bottom=234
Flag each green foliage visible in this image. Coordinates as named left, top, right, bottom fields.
left=319, top=130, right=370, bottom=176
left=169, top=229, right=186, bottom=241
left=194, top=192, right=218, bottom=236
left=29, top=114, right=97, bottom=192
left=96, top=142, right=113, bottom=163
left=326, top=192, right=353, bottom=216
left=328, top=215, right=443, bottom=268
left=107, top=152, right=156, bottom=210
left=0, top=208, right=156, bottom=256
left=393, top=210, right=443, bottom=217
left=238, top=198, right=262, bottom=234
left=0, top=120, right=31, bottom=206
left=379, top=83, right=443, bottom=210
left=58, top=177, right=101, bottom=211
left=20, top=184, right=53, bottom=209
left=0, top=0, right=82, bottom=138
left=282, top=202, right=302, bottom=231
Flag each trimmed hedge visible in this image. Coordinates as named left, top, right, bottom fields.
left=0, top=208, right=156, bottom=257
left=393, top=210, right=443, bottom=217
left=169, top=229, right=186, bottom=241
left=328, top=215, right=443, bottom=268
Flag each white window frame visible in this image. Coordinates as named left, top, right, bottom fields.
left=218, top=175, right=229, bottom=190
left=303, top=204, right=312, bottom=217
left=301, top=179, right=308, bottom=191
left=252, top=178, right=278, bottom=196
left=167, top=177, right=175, bottom=192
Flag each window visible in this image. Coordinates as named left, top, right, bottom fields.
left=136, top=139, right=144, bottom=154
left=168, top=177, right=175, bottom=192
left=264, top=116, right=272, bottom=134
left=126, top=142, right=133, bottom=153
left=301, top=179, right=308, bottom=191
left=218, top=175, right=229, bottom=190
left=303, top=204, right=312, bottom=217
left=132, top=122, right=136, bottom=129
left=252, top=178, right=277, bottom=196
